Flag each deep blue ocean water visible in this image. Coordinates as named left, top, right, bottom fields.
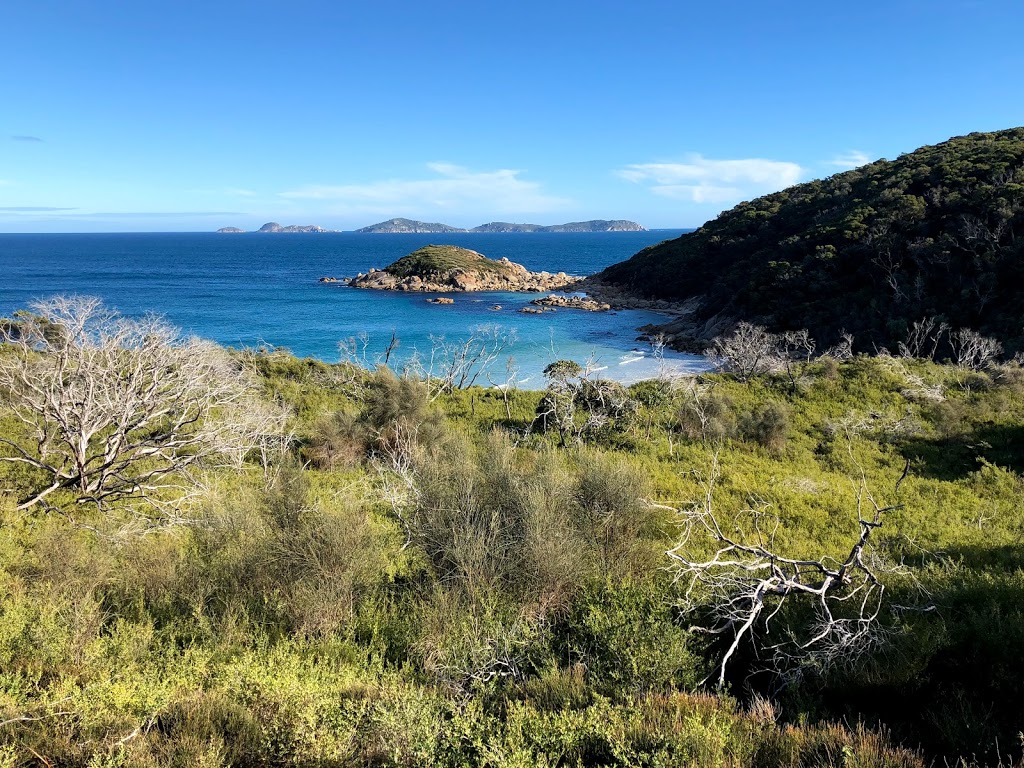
left=0, top=231, right=705, bottom=388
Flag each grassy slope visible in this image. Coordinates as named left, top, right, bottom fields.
left=384, top=244, right=516, bottom=277
left=1, top=351, right=1023, bottom=765
left=599, top=128, right=1024, bottom=353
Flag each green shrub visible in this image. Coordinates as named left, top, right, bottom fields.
left=739, top=402, right=789, bottom=455
left=302, top=410, right=365, bottom=469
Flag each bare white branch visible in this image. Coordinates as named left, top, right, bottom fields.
left=667, top=453, right=906, bottom=687
left=0, top=296, right=287, bottom=517
left=949, top=327, right=1002, bottom=370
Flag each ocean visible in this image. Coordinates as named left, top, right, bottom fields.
left=0, top=231, right=707, bottom=388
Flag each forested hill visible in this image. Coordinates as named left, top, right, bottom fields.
left=599, top=128, right=1024, bottom=353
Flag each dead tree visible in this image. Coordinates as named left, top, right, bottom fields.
left=423, top=325, right=517, bottom=399
left=675, top=378, right=734, bottom=447
left=486, top=356, right=521, bottom=421
left=710, top=322, right=782, bottom=381
left=667, top=453, right=908, bottom=688
left=0, top=296, right=283, bottom=513
left=897, top=317, right=948, bottom=360
left=778, top=329, right=816, bottom=392
left=821, top=332, right=855, bottom=361
left=949, top=327, right=1002, bottom=370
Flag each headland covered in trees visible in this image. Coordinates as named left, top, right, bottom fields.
left=2, top=127, right=1024, bottom=766
left=597, top=128, right=1024, bottom=356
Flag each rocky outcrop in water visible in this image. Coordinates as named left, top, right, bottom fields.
left=346, top=245, right=581, bottom=293
left=530, top=294, right=612, bottom=312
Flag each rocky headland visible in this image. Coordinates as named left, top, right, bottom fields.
left=345, top=245, right=580, bottom=293
left=596, top=128, right=1024, bottom=355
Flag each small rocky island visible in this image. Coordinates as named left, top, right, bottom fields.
left=216, top=222, right=338, bottom=233
left=344, top=245, right=581, bottom=292
left=530, top=294, right=611, bottom=312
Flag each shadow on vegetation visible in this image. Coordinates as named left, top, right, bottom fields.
left=900, top=423, right=1024, bottom=480
left=797, top=541, right=1024, bottom=765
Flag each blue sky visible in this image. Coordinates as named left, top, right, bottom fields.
left=2, top=0, right=1023, bottom=232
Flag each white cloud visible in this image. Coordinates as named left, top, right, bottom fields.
left=617, top=155, right=805, bottom=204
left=280, top=163, right=571, bottom=216
left=827, top=150, right=872, bottom=170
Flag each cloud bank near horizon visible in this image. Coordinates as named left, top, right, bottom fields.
left=280, top=163, right=573, bottom=218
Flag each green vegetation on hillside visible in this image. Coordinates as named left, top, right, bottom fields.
left=600, top=128, right=1024, bottom=354
left=355, top=217, right=469, bottom=233
left=2, top=302, right=1024, bottom=766
left=383, top=244, right=514, bottom=277
left=471, top=220, right=646, bottom=233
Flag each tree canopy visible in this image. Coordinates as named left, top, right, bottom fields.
left=599, top=128, right=1024, bottom=354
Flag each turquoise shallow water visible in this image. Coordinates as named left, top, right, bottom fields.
left=0, top=231, right=706, bottom=388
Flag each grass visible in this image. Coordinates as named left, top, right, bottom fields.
left=1, top=351, right=1023, bottom=765
left=384, top=244, right=518, bottom=277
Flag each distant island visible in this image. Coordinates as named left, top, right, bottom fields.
left=353, top=218, right=467, bottom=234
left=343, top=244, right=580, bottom=293
left=354, top=217, right=646, bottom=233
left=218, top=218, right=646, bottom=234
left=216, top=222, right=339, bottom=233
left=474, top=220, right=646, bottom=233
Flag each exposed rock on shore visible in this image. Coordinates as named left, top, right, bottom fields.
left=575, top=277, right=687, bottom=314
left=530, top=294, right=611, bottom=312
left=346, top=245, right=581, bottom=293
left=574, top=278, right=715, bottom=350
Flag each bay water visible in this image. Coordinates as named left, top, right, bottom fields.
left=0, top=231, right=706, bottom=388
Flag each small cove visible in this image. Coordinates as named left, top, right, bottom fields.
left=0, top=230, right=709, bottom=388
